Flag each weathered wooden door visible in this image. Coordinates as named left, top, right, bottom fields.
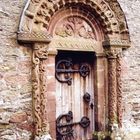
left=55, top=51, right=95, bottom=140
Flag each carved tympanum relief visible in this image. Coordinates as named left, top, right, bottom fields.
left=55, top=17, right=96, bottom=40
left=48, top=16, right=101, bottom=52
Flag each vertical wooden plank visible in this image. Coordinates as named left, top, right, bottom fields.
left=80, top=74, right=84, bottom=140
left=56, top=79, right=62, bottom=117
left=89, top=64, right=94, bottom=138
left=76, top=72, right=81, bottom=140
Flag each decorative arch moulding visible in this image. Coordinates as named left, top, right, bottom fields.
left=18, top=0, right=130, bottom=42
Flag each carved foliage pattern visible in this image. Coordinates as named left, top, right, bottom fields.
left=32, top=43, right=49, bottom=135
left=55, top=17, right=96, bottom=39
left=32, top=48, right=42, bottom=135
left=40, top=60, right=50, bottom=133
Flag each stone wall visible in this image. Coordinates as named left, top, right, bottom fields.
left=0, top=0, right=33, bottom=139
left=0, top=0, right=140, bottom=140
left=118, top=0, right=140, bottom=139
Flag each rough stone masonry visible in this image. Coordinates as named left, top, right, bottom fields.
left=0, top=0, right=140, bottom=139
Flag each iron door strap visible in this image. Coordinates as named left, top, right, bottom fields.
left=56, top=111, right=74, bottom=137
left=56, top=111, right=90, bottom=139
left=55, top=59, right=90, bottom=85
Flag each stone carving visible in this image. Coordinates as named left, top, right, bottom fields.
left=40, top=60, right=49, bottom=134
left=32, top=46, right=42, bottom=135
left=32, top=43, right=50, bottom=136
left=103, top=39, right=131, bottom=48
left=34, top=44, right=49, bottom=59
left=33, top=0, right=119, bottom=34
left=55, top=17, right=96, bottom=39
left=49, top=38, right=100, bottom=52
left=108, top=57, right=117, bottom=125
left=104, top=0, right=128, bottom=33
left=17, top=32, right=52, bottom=43
left=116, top=53, right=123, bottom=127
left=18, top=0, right=130, bottom=42
left=104, top=48, right=122, bottom=58
left=106, top=48, right=123, bottom=127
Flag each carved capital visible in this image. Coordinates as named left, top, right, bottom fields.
left=33, top=43, right=49, bottom=60
left=104, top=48, right=122, bottom=59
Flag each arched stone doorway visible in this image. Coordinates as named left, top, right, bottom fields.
left=17, top=0, right=131, bottom=139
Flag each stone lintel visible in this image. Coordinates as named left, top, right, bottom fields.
left=17, top=32, right=52, bottom=43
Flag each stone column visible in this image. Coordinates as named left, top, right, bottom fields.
left=32, top=43, right=52, bottom=140
left=107, top=51, right=117, bottom=126
left=116, top=53, right=123, bottom=127
left=103, top=40, right=130, bottom=130
left=105, top=48, right=122, bottom=129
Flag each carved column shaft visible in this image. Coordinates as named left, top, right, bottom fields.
left=108, top=56, right=117, bottom=125
left=32, top=43, right=49, bottom=136
left=32, top=48, right=42, bottom=135
left=106, top=48, right=123, bottom=128
left=116, top=53, right=123, bottom=127
left=40, top=60, right=50, bottom=133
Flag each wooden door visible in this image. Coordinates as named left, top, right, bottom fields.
left=55, top=51, right=95, bottom=140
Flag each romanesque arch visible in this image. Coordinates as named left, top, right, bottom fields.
left=18, top=0, right=131, bottom=139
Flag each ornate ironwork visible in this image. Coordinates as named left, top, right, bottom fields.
left=56, top=111, right=90, bottom=139
left=55, top=59, right=90, bottom=85
left=83, top=92, right=91, bottom=103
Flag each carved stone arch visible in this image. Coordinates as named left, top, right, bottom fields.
left=17, top=0, right=131, bottom=140
left=18, top=0, right=130, bottom=41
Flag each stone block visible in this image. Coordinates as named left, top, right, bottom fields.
left=9, top=112, right=28, bottom=123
